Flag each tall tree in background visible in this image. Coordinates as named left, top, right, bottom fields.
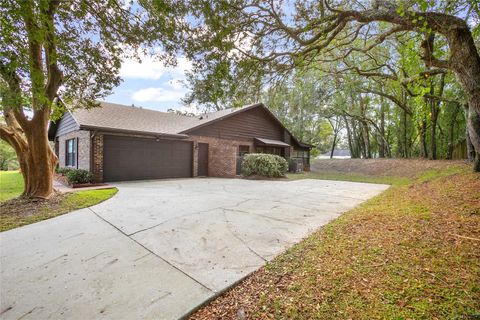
left=178, top=0, right=480, bottom=170
left=0, top=0, right=179, bottom=198
left=263, top=70, right=335, bottom=154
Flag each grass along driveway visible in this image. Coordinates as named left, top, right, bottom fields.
left=0, top=171, right=117, bottom=232
left=0, top=170, right=24, bottom=202
left=191, top=161, right=480, bottom=319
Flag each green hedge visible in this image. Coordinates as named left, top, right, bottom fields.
left=64, top=169, right=94, bottom=184
left=241, top=153, right=288, bottom=178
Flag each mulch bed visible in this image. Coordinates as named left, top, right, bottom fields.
left=55, top=173, right=106, bottom=188
left=0, top=192, right=66, bottom=220
left=241, top=175, right=289, bottom=181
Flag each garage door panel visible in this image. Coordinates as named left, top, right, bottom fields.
left=103, top=135, right=192, bottom=182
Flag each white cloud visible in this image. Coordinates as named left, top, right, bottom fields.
left=174, top=104, right=199, bottom=115
left=132, top=87, right=186, bottom=102
left=120, top=56, right=167, bottom=80
left=120, top=50, right=192, bottom=80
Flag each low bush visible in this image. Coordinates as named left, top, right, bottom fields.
left=241, top=153, right=288, bottom=178
left=65, top=169, right=94, bottom=185
left=56, top=167, right=73, bottom=175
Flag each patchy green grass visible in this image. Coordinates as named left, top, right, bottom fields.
left=192, top=162, right=480, bottom=320
left=0, top=188, right=117, bottom=232
left=287, top=171, right=410, bottom=185
left=287, top=161, right=467, bottom=186
left=0, top=171, right=24, bottom=202
left=415, top=165, right=467, bottom=183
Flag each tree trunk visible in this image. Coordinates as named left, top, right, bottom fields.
left=385, top=127, right=392, bottom=158
left=330, top=132, right=337, bottom=159
left=1, top=107, right=58, bottom=199
left=358, top=124, right=367, bottom=159
left=343, top=115, right=355, bottom=158
left=467, top=103, right=480, bottom=172
left=22, top=126, right=57, bottom=198
left=464, top=105, right=475, bottom=161
left=400, top=109, right=408, bottom=158
left=363, top=122, right=372, bottom=158
left=351, top=120, right=360, bottom=158
left=419, top=118, right=428, bottom=158
left=446, top=104, right=460, bottom=159
left=445, top=25, right=480, bottom=171
left=468, top=105, right=480, bottom=172
left=430, top=107, right=438, bottom=160
left=328, top=117, right=341, bottom=159
left=428, top=73, right=444, bottom=160
left=379, top=98, right=386, bottom=158
left=466, top=130, right=475, bottom=161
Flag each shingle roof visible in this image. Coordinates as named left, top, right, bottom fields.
left=71, top=102, right=196, bottom=135
left=49, top=101, right=311, bottom=149
left=68, top=101, right=262, bottom=136
left=254, top=137, right=291, bottom=147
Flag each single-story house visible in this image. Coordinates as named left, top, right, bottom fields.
left=48, top=102, right=311, bottom=182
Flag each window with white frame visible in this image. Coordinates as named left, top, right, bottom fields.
left=65, top=138, right=77, bottom=167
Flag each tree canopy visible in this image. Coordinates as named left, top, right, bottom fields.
left=0, top=0, right=181, bottom=197
left=176, top=0, right=480, bottom=168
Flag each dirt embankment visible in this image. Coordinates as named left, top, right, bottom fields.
left=311, top=158, right=469, bottom=178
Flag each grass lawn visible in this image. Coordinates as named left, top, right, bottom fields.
left=191, top=160, right=480, bottom=319
left=0, top=171, right=117, bottom=232
left=0, top=170, right=24, bottom=202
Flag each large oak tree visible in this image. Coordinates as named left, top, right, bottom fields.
left=178, top=0, right=480, bottom=170
left=0, top=0, right=179, bottom=198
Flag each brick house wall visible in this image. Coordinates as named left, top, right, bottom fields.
left=86, top=132, right=291, bottom=181
left=57, top=130, right=90, bottom=171
left=89, top=133, right=251, bottom=180
left=92, top=134, right=104, bottom=182
left=189, top=135, right=254, bottom=178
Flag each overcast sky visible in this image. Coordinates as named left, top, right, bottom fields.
left=103, top=52, right=194, bottom=113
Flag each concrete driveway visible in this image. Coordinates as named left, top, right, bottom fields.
left=0, top=178, right=388, bottom=319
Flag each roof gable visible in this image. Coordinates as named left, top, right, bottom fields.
left=180, top=103, right=264, bottom=134
left=183, top=104, right=284, bottom=141
left=48, top=109, right=79, bottom=140
left=72, top=102, right=197, bottom=136
left=183, top=103, right=309, bottom=148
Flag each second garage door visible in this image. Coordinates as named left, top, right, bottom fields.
left=103, top=135, right=193, bottom=182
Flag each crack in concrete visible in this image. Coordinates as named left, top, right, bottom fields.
left=88, top=207, right=214, bottom=293
left=125, top=198, right=260, bottom=237
left=149, top=292, right=172, bottom=306
left=265, top=198, right=348, bottom=213
left=84, top=251, right=107, bottom=262
left=223, top=208, right=306, bottom=226
left=38, top=254, right=68, bottom=267
left=221, top=209, right=267, bottom=262
left=127, top=209, right=216, bottom=237
left=17, top=306, right=42, bottom=320
left=279, top=190, right=369, bottom=202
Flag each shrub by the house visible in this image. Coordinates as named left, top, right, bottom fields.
left=64, top=169, right=94, bottom=185
left=55, top=167, right=73, bottom=175
left=241, top=153, right=288, bottom=178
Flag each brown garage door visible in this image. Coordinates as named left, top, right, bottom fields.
left=103, top=135, right=193, bottom=182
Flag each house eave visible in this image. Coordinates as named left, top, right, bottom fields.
left=79, top=125, right=190, bottom=139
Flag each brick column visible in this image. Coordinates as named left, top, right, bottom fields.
left=92, top=134, right=104, bottom=182
left=192, top=141, right=198, bottom=177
